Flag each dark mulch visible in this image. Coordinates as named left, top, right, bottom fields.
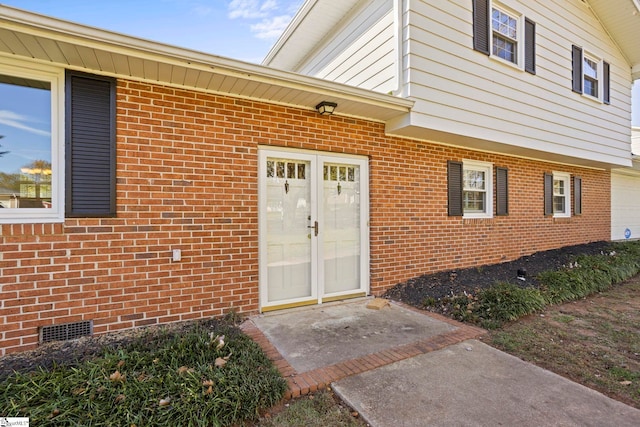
left=384, top=240, right=613, bottom=306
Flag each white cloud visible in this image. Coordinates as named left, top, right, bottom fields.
left=0, top=110, right=50, bottom=137
left=250, top=14, right=293, bottom=39
left=229, top=0, right=277, bottom=19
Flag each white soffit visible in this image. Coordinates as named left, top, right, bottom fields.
left=587, top=0, right=640, bottom=80
left=0, top=4, right=412, bottom=122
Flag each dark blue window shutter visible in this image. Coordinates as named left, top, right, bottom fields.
left=473, top=0, right=490, bottom=55
left=65, top=71, right=116, bottom=217
left=524, top=18, right=536, bottom=75
left=572, top=45, right=583, bottom=94
left=448, top=161, right=463, bottom=216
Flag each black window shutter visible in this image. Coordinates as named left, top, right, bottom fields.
left=448, top=161, right=463, bottom=216
left=603, top=61, right=610, bottom=104
left=544, top=173, right=553, bottom=216
left=496, top=167, right=509, bottom=216
left=66, top=71, right=116, bottom=217
left=572, top=45, right=583, bottom=94
left=473, top=0, right=490, bottom=55
left=574, top=176, right=582, bottom=215
left=524, top=18, right=536, bottom=75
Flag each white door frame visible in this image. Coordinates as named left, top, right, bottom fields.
left=258, top=146, right=370, bottom=311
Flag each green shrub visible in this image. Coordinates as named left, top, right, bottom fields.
left=475, top=282, right=546, bottom=328
left=0, top=323, right=287, bottom=427
left=424, top=240, right=640, bottom=329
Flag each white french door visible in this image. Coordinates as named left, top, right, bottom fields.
left=258, top=148, right=369, bottom=311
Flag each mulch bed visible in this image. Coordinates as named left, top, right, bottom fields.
left=384, top=240, right=612, bottom=305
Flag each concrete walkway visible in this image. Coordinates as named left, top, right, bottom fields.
left=241, top=298, right=640, bottom=426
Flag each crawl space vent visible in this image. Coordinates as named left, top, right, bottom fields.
left=39, top=320, right=93, bottom=344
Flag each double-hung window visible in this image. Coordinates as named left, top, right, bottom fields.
left=448, top=160, right=494, bottom=218
left=572, top=45, right=610, bottom=104
left=491, top=7, right=518, bottom=64
left=544, top=172, right=572, bottom=218
left=553, top=173, right=570, bottom=216
left=583, top=54, right=599, bottom=98
left=473, top=0, right=536, bottom=74
left=463, top=161, right=493, bottom=217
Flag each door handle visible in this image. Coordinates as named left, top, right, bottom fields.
left=307, top=220, right=318, bottom=236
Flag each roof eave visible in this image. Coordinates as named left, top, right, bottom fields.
left=0, top=4, right=413, bottom=123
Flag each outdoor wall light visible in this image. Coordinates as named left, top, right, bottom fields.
left=315, top=101, right=337, bottom=115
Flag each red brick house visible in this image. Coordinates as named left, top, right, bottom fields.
left=0, top=3, right=623, bottom=354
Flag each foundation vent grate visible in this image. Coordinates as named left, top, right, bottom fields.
left=39, top=321, right=93, bottom=344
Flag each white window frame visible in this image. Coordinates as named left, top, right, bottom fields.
left=582, top=51, right=602, bottom=101
left=463, top=160, right=493, bottom=219
left=0, top=56, right=65, bottom=224
left=552, top=172, right=571, bottom=218
left=490, top=2, right=524, bottom=69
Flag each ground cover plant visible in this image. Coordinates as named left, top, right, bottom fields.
left=0, top=318, right=286, bottom=426
left=386, top=240, right=640, bottom=329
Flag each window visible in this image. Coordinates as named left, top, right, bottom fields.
left=473, top=0, right=536, bottom=74
left=463, top=161, right=493, bottom=217
left=544, top=172, right=571, bottom=217
left=491, top=7, right=518, bottom=64
left=448, top=160, right=494, bottom=218
left=0, top=59, right=64, bottom=223
left=583, top=55, right=599, bottom=98
left=572, top=45, right=610, bottom=104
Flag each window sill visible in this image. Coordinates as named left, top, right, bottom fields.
left=489, top=55, right=523, bottom=72
left=0, top=215, right=65, bottom=225
left=581, top=93, right=603, bottom=104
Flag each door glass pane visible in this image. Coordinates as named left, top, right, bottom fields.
left=266, top=157, right=312, bottom=302
left=0, top=76, right=52, bottom=209
left=323, top=162, right=360, bottom=294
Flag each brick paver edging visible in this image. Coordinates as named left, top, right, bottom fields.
left=240, top=303, right=486, bottom=400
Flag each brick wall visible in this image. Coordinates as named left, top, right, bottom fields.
left=0, top=79, right=610, bottom=354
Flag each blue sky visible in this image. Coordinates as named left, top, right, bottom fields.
left=4, top=0, right=304, bottom=63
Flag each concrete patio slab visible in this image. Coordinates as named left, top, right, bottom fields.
left=250, top=299, right=457, bottom=373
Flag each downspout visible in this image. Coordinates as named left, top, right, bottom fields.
left=392, top=0, right=406, bottom=97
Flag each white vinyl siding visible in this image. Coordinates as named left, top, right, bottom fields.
left=300, top=0, right=397, bottom=93
left=396, top=0, right=631, bottom=167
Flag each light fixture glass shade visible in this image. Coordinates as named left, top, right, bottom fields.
left=315, top=101, right=337, bottom=115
